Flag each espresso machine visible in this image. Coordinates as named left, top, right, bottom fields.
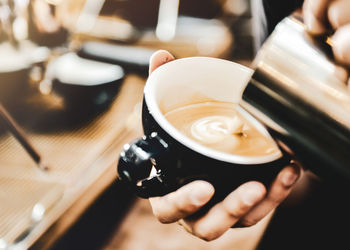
left=241, top=15, right=350, bottom=185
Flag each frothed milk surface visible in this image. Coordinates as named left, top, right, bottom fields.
left=164, top=101, right=279, bottom=156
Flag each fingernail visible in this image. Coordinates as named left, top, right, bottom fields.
left=190, top=182, right=214, bottom=206
left=282, top=170, right=299, bottom=187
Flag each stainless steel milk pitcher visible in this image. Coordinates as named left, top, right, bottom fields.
left=241, top=15, right=350, bottom=185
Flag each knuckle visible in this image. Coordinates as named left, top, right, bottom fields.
left=200, top=234, right=218, bottom=242
left=173, top=199, right=196, bottom=215
left=222, top=199, right=252, bottom=219
left=193, top=227, right=218, bottom=242
left=150, top=207, right=162, bottom=220
left=149, top=200, right=170, bottom=223
left=151, top=207, right=175, bottom=224
left=238, top=218, right=259, bottom=227
left=173, top=201, right=188, bottom=213
left=155, top=213, right=172, bottom=224
left=172, top=189, right=198, bottom=213
left=224, top=203, right=249, bottom=219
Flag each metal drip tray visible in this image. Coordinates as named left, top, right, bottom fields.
left=0, top=178, right=64, bottom=245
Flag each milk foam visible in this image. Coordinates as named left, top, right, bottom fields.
left=164, top=101, right=279, bottom=156
left=191, top=115, right=244, bottom=144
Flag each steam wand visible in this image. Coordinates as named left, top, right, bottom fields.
left=0, top=103, right=49, bottom=171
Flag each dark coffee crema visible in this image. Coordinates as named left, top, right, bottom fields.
left=164, top=101, right=279, bottom=157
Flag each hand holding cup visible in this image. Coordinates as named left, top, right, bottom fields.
left=147, top=51, right=300, bottom=241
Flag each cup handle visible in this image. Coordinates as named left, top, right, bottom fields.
left=117, top=132, right=172, bottom=198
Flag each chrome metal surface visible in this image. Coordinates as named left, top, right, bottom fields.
left=242, top=15, right=350, bottom=184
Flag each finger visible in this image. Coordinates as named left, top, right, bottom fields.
left=184, top=181, right=266, bottom=241
left=149, top=180, right=214, bottom=224
left=149, top=50, right=175, bottom=75
left=333, top=65, right=349, bottom=83
left=332, top=24, right=350, bottom=66
left=328, top=0, right=350, bottom=29
left=303, top=0, right=330, bottom=34
left=238, top=164, right=301, bottom=227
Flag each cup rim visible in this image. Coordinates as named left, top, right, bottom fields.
left=145, top=57, right=282, bottom=165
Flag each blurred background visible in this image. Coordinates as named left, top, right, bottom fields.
left=0, top=1, right=265, bottom=249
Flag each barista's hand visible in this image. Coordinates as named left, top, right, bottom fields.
left=147, top=50, right=301, bottom=241
left=303, top=0, right=350, bottom=66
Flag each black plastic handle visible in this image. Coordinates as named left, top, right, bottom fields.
left=117, top=133, right=172, bottom=198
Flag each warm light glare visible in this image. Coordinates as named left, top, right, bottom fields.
left=13, top=17, right=28, bottom=41
left=156, top=0, right=179, bottom=41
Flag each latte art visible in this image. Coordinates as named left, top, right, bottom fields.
left=164, top=101, right=279, bottom=156
left=191, top=115, right=243, bottom=144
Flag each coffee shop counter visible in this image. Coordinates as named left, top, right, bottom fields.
left=0, top=74, right=144, bottom=249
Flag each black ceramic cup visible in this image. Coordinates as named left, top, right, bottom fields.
left=43, top=52, right=125, bottom=110
left=117, top=57, right=289, bottom=202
